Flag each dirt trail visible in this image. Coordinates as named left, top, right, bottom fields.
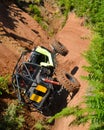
left=0, top=2, right=91, bottom=130
left=51, top=13, right=91, bottom=130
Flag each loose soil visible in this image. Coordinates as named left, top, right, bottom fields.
left=0, top=2, right=91, bottom=130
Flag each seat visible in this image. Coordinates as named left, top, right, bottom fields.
left=35, top=85, right=47, bottom=93
left=29, top=84, right=51, bottom=110
left=35, top=46, right=54, bottom=67
left=30, top=94, right=42, bottom=103
left=30, top=85, right=48, bottom=103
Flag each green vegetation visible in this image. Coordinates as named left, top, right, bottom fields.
left=28, top=4, right=49, bottom=30
left=83, top=34, right=104, bottom=130
left=0, top=103, right=24, bottom=130
left=34, top=120, right=49, bottom=130
left=0, top=75, right=10, bottom=95
left=15, top=0, right=104, bottom=35
left=0, top=75, right=24, bottom=130
left=15, top=0, right=70, bottom=35
left=57, top=0, right=104, bottom=35
left=29, top=4, right=42, bottom=22
left=47, top=107, right=74, bottom=124
left=71, top=0, right=104, bottom=37
left=47, top=106, right=88, bottom=125
left=35, top=121, right=46, bottom=130
left=57, top=0, right=71, bottom=17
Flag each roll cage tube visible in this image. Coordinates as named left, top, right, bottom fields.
left=35, top=46, right=54, bottom=67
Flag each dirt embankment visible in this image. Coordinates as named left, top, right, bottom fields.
left=0, top=2, right=50, bottom=76
left=0, top=1, right=91, bottom=130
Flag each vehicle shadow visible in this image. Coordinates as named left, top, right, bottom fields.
left=42, top=88, right=69, bottom=116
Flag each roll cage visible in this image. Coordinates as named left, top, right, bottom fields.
left=12, top=48, right=59, bottom=111
left=29, top=46, right=55, bottom=67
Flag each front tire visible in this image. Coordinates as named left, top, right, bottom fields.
left=51, top=41, right=68, bottom=56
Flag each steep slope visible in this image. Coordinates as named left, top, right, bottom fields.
left=0, top=2, right=50, bottom=75
left=0, top=2, right=91, bottom=130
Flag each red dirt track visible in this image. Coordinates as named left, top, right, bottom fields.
left=0, top=2, right=91, bottom=130
left=52, top=13, right=91, bottom=130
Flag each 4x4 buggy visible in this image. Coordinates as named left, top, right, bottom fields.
left=12, top=41, right=80, bottom=113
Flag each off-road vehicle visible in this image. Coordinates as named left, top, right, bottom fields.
left=12, top=41, right=80, bottom=113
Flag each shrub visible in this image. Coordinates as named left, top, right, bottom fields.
left=0, top=103, right=24, bottom=130
left=83, top=34, right=104, bottom=130
left=35, top=121, right=46, bottom=130
left=57, top=0, right=72, bottom=17
left=47, top=106, right=88, bottom=126
left=29, top=4, right=41, bottom=16
left=0, top=75, right=10, bottom=95
left=34, top=120, right=50, bottom=130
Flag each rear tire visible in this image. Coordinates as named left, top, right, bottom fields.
left=57, top=71, right=80, bottom=92
left=51, top=41, right=68, bottom=56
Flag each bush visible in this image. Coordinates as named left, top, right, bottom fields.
left=34, top=119, right=50, bottom=130
left=0, top=75, right=10, bottom=95
left=0, top=103, right=24, bottom=130
left=57, top=0, right=72, bottom=17
left=29, top=4, right=41, bottom=16
left=47, top=107, right=71, bottom=124
left=83, top=34, right=104, bottom=130
left=35, top=121, right=46, bottom=130
left=47, top=106, right=88, bottom=126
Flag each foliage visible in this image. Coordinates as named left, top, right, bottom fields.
left=0, top=103, right=24, bottom=130
left=83, top=34, right=104, bottom=130
left=35, top=121, right=46, bottom=130
left=67, top=0, right=104, bottom=35
left=0, top=75, right=10, bottom=95
left=15, top=0, right=104, bottom=35
left=29, top=4, right=41, bottom=16
left=83, top=34, right=104, bottom=77
left=47, top=106, right=89, bottom=125
left=32, top=0, right=41, bottom=5
left=47, top=107, right=71, bottom=123
left=93, top=1, right=104, bottom=36
left=29, top=4, right=44, bottom=25
left=34, top=120, right=49, bottom=130
left=15, top=0, right=70, bottom=34
left=57, top=0, right=72, bottom=16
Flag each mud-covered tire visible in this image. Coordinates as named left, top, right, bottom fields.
left=57, top=71, right=80, bottom=92
left=51, top=41, right=68, bottom=56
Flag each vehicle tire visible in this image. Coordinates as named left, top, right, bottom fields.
left=51, top=41, right=69, bottom=56
left=57, top=71, right=80, bottom=92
